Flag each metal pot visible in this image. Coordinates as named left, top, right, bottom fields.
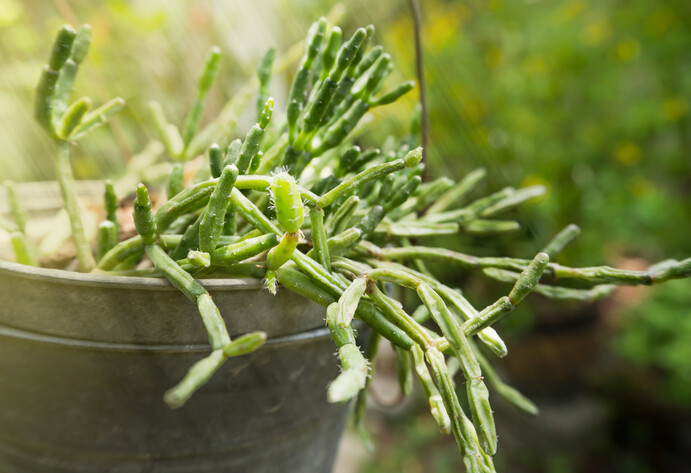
left=0, top=260, right=348, bottom=473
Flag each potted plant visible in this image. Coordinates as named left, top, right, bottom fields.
left=1, top=18, right=689, bottom=473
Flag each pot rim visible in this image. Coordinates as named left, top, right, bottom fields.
left=0, top=259, right=263, bottom=292
left=0, top=319, right=332, bottom=353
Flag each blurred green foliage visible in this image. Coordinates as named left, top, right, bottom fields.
left=359, top=410, right=464, bottom=473
left=378, top=0, right=691, bottom=265
left=613, top=279, right=691, bottom=408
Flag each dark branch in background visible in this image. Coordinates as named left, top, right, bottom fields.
left=408, top=0, right=428, bottom=182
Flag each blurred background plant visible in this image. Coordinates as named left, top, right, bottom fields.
left=1, top=0, right=689, bottom=472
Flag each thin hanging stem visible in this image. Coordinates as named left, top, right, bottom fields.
left=408, top=0, right=429, bottom=181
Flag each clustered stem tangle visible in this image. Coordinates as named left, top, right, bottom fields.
left=11, top=19, right=690, bottom=472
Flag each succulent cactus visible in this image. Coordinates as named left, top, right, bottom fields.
left=3, top=18, right=689, bottom=473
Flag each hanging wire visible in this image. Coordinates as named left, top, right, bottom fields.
left=407, top=0, right=429, bottom=182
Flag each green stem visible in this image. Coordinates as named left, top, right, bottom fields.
left=411, top=344, right=450, bottom=433
left=326, top=303, right=369, bottom=404
left=309, top=206, right=331, bottom=270
left=164, top=349, right=226, bottom=408
left=10, top=232, right=39, bottom=266
left=56, top=141, right=95, bottom=272
left=426, top=167, right=487, bottom=214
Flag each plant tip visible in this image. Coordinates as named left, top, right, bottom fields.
left=403, top=147, right=423, bottom=167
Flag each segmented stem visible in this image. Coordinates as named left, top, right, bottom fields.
left=56, top=141, right=95, bottom=272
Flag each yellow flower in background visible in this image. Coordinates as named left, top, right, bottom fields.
left=614, top=142, right=643, bottom=166
left=616, top=39, right=641, bottom=62
left=580, top=19, right=611, bottom=46
left=425, top=2, right=470, bottom=52
left=426, top=14, right=455, bottom=51
left=522, top=55, right=546, bottom=76
left=629, top=176, right=655, bottom=197
left=559, top=0, right=587, bottom=22
left=663, top=97, right=689, bottom=121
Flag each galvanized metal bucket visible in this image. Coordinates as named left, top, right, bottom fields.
left=0, top=260, right=348, bottom=472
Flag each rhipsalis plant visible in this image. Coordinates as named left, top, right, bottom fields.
left=5, top=19, right=689, bottom=473
left=32, top=24, right=125, bottom=272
